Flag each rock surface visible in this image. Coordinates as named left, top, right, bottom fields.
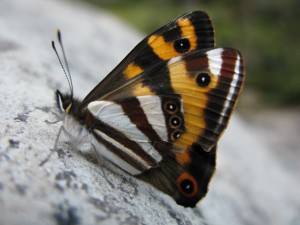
left=0, top=0, right=299, bottom=225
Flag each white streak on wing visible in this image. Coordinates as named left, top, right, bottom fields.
left=62, top=114, right=141, bottom=174
left=207, top=48, right=223, bottom=76
left=219, top=54, right=241, bottom=124
left=88, top=100, right=162, bottom=163
left=137, top=96, right=168, bottom=141
left=168, top=55, right=182, bottom=65
left=88, top=101, right=121, bottom=118
left=93, top=130, right=145, bottom=175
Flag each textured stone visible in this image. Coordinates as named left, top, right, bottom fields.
left=0, top=0, right=299, bottom=225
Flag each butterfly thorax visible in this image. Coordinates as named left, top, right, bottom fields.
left=56, top=90, right=93, bottom=147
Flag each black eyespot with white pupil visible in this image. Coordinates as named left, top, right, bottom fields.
left=170, top=116, right=181, bottom=128
left=196, top=72, right=211, bottom=87
left=174, top=38, right=190, bottom=53
left=164, top=102, right=178, bottom=114
left=177, top=172, right=198, bottom=198
left=171, top=130, right=181, bottom=140
left=180, top=179, right=194, bottom=194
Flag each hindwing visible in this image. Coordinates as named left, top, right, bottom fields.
left=84, top=47, right=244, bottom=206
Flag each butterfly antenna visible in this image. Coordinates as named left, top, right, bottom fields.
left=51, top=30, right=74, bottom=99
left=57, top=30, right=73, bottom=96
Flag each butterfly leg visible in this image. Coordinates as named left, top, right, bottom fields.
left=45, top=119, right=62, bottom=125
left=90, top=143, right=115, bottom=188
left=44, top=107, right=64, bottom=124
left=39, top=125, right=69, bottom=166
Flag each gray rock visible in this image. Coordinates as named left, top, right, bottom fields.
left=0, top=0, right=299, bottom=225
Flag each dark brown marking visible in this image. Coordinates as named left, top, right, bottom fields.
left=116, top=97, right=169, bottom=155
left=91, top=116, right=158, bottom=168
left=92, top=130, right=147, bottom=172
left=185, top=55, right=209, bottom=76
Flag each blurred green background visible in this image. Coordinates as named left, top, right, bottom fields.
left=80, top=0, right=300, bottom=108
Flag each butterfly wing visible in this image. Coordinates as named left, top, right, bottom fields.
left=87, top=95, right=178, bottom=175
left=80, top=11, right=215, bottom=108
left=134, top=47, right=245, bottom=207
left=97, top=48, right=245, bottom=152
left=86, top=47, right=244, bottom=207
left=167, top=48, right=245, bottom=152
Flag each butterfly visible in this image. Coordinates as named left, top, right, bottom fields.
left=51, top=11, right=245, bottom=207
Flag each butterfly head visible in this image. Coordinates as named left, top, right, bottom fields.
left=56, top=90, right=73, bottom=113
left=55, top=89, right=84, bottom=120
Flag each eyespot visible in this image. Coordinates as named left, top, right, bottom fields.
left=174, top=38, right=190, bottom=53
left=176, top=172, right=198, bottom=198
left=164, top=102, right=178, bottom=114
left=169, top=116, right=182, bottom=128
left=171, top=130, right=181, bottom=141
left=196, top=72, right=211, bottom=87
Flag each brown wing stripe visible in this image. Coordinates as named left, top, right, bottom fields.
left=92, top=116, right=158, bottom=169
left=201, top=49, right=244, bottom=148
left=92, top=131, right=147, bottom=173
left=116, top=97, right=169, bottom=155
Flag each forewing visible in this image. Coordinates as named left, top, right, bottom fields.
left=80, top=11, right=215, bottom=108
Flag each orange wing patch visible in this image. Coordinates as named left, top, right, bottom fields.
left=168, top=58, right=219, bottom=165
left=148, top=18, right=197, bottom=61
left=124, top=62, right=144, bottom=79
left=147, top=35, right=176, bottom=60
left=177, top=18, right=197, bottom=50
left=132, top=83, right=154, bottom=96
left=123, top=17, right=198, bottom=81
